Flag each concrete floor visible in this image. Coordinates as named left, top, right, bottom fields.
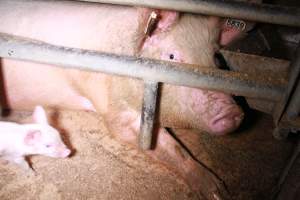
left=0, top=108, right=294, bottom=200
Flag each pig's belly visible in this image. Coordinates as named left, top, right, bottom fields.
left=0, top=1, right=137, bottom=112
left=0, top=59, right=99, bottom=111
left=1, top=57, right=243, bottom=135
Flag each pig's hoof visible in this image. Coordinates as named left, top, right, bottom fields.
left=196, top=174, right=229, bottom=200
left=186, top=160, right=230, bottom=200
left=203, top=175, right=230, bottom=200
left=23, top=166, right=37, bottom=177
left=27, top=170, right=38, bottom=177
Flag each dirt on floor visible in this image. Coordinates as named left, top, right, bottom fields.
left=0, top=108, right=294, bottom=200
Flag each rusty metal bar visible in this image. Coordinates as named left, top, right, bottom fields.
left=221, top=50, right=290, bottom=114
left=273, top=115, right=300, bottom=140
left=139, top=81, right=159, bottom=150
left=281, top=116, right=300, bottom=131
left=77, top=0, right=300, bottom=27
left=0, top=33, right=285, bottom=101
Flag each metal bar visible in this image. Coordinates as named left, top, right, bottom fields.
left=273, top=115, right=300, bottom=140
left=281, top=116, right=300, bottom=130
left=277, top=140, right=300, bottom=189
left=273, top=138, right=300, bottom=200
left=78, top=0, right=300, bottom=27
left=286, top=79, right=300, bottom=120
left=220, top=50, right=290, bottom=79
left=273, top=45, right=300, bottom=124
left=0, top=33, right=285, bottom=101
left=139, top=81, right=159, bottom=150
left=221, top=50, right=290, bottom=114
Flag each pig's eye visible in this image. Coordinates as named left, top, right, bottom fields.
left=161, top=51, right=182, bottom=62
left=45, top=144, right=53, bottom=148
left=169, top=54, right=175, bottom=60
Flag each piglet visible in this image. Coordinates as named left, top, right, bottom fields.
left=0, top=106, right=71, bottom=171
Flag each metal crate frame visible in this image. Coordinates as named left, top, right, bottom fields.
left=0, top=0, right=299, bottom=149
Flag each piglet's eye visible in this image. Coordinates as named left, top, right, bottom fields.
left=45, top=144, right=52, bottom=148
left=169, top=54, right=174, bottom=60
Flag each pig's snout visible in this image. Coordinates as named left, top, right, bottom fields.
left=202, top=93, right=244, bottom=135
left=183, top=89, right=244, bottom=135
left=48, top=146, right=71, bottom=158
left=59, top=148, right=71, bottom=158
left=209, top=105, right=244, bottom=135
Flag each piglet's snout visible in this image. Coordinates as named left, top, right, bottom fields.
left=54, top=147, right=71, bottom=158
left=60, top=148, right=71, bottom=158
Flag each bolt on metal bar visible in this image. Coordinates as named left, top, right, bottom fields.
left=77, top=0, right=300, bottom=27
left=0, top=33, right=285, bottom=101
left=273, top=45, right=300, bottom=124
left=139, top=81, right=159, bottom=150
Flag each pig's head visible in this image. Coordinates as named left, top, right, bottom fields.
left=138, top=8, right=255, bottom=66
left=22, top=106, right=71, bottom=158
left=138, top=10, right=220, bottom=66
left=137, top=9, right=253, bottom=135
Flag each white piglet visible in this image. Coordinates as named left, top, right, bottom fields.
left=0, top=106, right=71, bottom=171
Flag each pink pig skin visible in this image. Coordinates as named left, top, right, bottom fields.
left=0, top=106, right=71, bottom=171
left=0, top=1, right=243, bottom=135
left=0, top=0, right=261, bottom=199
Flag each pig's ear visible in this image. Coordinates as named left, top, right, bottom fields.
left=219, top=18, right=255, bottom=46
left=138, top=8, right=179, bottom=35
left=32, top=106, right=49, bottom=125
left=24, top=130, right=42, bottom=146
left=156, top=10, right=179, bottom=32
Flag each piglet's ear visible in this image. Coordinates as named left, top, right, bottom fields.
left=32, top=106, right=49, bottom=125
left=24, top=130, right=41, bottom=146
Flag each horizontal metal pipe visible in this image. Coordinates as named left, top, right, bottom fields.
left=77, top=0, right=300, bottom=27
left=139, top=81, right=159, bottom=150
left=0, top=33, right=285, bottom=100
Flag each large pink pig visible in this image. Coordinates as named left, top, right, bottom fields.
left=0, top=0, right=253, bottom=199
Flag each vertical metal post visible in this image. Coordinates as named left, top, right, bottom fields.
left=139, top=80, right=159, bottom=150
left=286, top=80, right=300, bottom=120
left=272, top=45, right=300, bottom=139
left=272, top=138, right=300, bottom=200
left=273, top=45, right=300, bottom=124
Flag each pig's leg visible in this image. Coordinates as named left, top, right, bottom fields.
left=3, top=155, right=33, bottom=171
left=153, top=128, right=229, bottom=200
left=14, top=157, right=36, bottom=176
left=12, top=156, right=32, bottom=171
left=106, top=108, right=229, bottom=200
